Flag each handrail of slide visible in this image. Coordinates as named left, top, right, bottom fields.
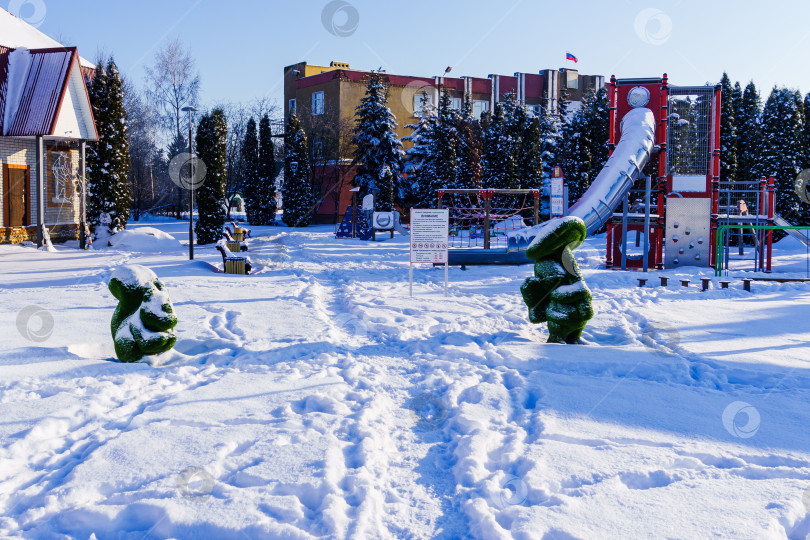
left=774, top=215, right=810, bottom=248
left=714, top=224, right=810, bottom=276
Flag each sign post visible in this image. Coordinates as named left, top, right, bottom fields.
left=409, top=208, right=449, bottom=297
left=550, top=166, right=565, bottom=218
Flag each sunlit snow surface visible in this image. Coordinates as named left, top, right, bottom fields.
left=1, top=219, right=809, bottom=539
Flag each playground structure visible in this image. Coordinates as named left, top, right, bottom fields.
left=458, top=74, right=782, bottom=272
left=334, top=189, right=409, bottom=241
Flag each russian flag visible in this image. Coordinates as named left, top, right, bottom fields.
left=566, top=52, right=578, bottom=63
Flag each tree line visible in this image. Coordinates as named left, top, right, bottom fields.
left=719, top=72, right=810, bottom=225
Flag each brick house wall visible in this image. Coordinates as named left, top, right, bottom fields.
left=0, top=136, right=81, bottom=243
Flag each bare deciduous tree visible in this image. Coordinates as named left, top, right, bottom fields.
left=144, top=38, right=200, bottom=144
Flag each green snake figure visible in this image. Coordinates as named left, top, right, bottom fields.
left=108, top=265, right=177, bottom=362
left=520, top=217, right=594, bottom=344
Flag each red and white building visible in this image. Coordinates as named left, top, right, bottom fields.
left=0, top=8, right=97, bottom=246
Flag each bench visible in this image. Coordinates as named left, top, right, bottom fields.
left=680, top=279, right=690, bottom=287
left=719, top=280, right=731, bottom=289
left=222, top=229, right=248, bottom=252
left=216, top=241, right=252, bottom=275
left=228, top=222, right=251, bottom=242
left=638, top=278, right=647, bottom=287
left=660, top=276, right=669, bottom=287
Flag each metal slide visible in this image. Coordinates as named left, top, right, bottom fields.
left=774, top=215, right=810, bottom=248
left=567, top=107, right=657, bottom=235
left=449, top=108, right=657, bottom=266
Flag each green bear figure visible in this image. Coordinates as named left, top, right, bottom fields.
left=520, top=217, right=594, bottom=344
left=108, top=265, right=177, bottom=362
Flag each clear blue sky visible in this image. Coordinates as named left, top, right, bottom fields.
left=25, top=0, right=810, bottom=110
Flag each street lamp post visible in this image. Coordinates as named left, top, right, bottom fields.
left=181, top=106, right=199, bottom=260
left=436, top=66, right=452, bottom=111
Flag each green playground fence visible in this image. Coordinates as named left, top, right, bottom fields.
left=715, top=224, right=810, bottom=276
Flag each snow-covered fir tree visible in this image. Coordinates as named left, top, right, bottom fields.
left=559, top=101, right=593, bottom=202
left=241, top=116, right=277, bottom=225
left=352, top=71, right=405, bottom=211
left=282, top=111, right=314, bottom=226
left=736, top=82, right=763, bottom=183
left=86, top=58, right=131, bottom=237
left=760, top=87, right=805, bottom=221
left=732, top=81, right=743, bottom=119
left=194, top=109, right=228, bottom=244
left=455, top=99, right=483, bottom=190
left=518, top=114, right=543, bottom=189
left=403, top=94, right=436, bottom=205
left=482, top=101, right=518, bottom=189
left=803, top=93, right=810, bottom=169
left=167, top=132, right=187, bottom=218
left=584, top=87, right=610, bottom=183
left=414, top=89, right=458, bottom=207
left=719, top=73, right=738, bottom=182
left=258, top=115, right=278, bottom=222
left=241, top=118, right=261, bottom=224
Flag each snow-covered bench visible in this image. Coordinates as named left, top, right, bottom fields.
left=216, top=240, right=252, bottom=275
left=221, top=229, right=248, bottom=253
left=225, top=223, right=251, bottom=242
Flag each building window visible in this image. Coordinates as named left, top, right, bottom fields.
left=413, top=92, right=432, bottom=115
left=312, top=91, right=325, bottom=115
left=289, top=98, right=296, bottom=114
left=313, top=137, right=324, bottom=159
left=566, top=71, right=579, bottom=89
left=473, top=100, right=489, bottom=118
left=451, top=97, right=462, bottom=110
left=525, top=104, right=543, bottom=117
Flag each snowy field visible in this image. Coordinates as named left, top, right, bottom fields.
left=1, top=219, right=810, bottom=539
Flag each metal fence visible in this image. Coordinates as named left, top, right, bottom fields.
left=667, top=87, right=714, bottom=176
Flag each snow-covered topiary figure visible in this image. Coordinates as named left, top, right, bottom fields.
left=108, top=265, right=177, bottom=362
left=520, top=217, right=593, bottom=344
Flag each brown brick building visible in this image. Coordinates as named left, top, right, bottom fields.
left=283, top=61, right=605, bottom=223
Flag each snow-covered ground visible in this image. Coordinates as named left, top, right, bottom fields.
left=1, top=219, right=810, bottom=539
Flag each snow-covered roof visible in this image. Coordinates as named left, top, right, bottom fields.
left=0, top=47, right=98, bottom=140
left=0, top=7, right=93, bottom=68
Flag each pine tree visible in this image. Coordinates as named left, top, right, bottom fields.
left=194, top=109, right=228, bottom=244
left=481, top=102, right=518, bottom=189
left=403, top=97, right=436, bottom=205
left=167, top=132, right=187, bottom=219
left=86, top=58, right=131, bottom=236
left=732, top=81, right=743, bottom=119
left=455, top=99, right=483, bottom=189
left=282, top=111, right=314, bottom=226
left=559, top=103, right=592, bottom=202
left=736, top=82, right=762, bottom=183
left=804, top=92, right=810, bottom=169
left=241, top=118, right=261, bottom=224
left=518, top=115, right=543, bottom=189
left=352, top=71, right=405, bottom=211
left=415, top=89, right=459, bottom=206
left=584, top=86, right=610, bottom=183
left=258, top=115, right=278, bottom=222
left=760, top=88, right=805, bottom=221
left=719, top=73, right=738, bottom=182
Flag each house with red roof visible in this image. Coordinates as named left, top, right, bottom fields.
left=0, top=7, right=97, bottom=246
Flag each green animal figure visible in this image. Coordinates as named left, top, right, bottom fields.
left=520, top=217, right=593, bottom=344
left=108, top=265, right=177, bottom=362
